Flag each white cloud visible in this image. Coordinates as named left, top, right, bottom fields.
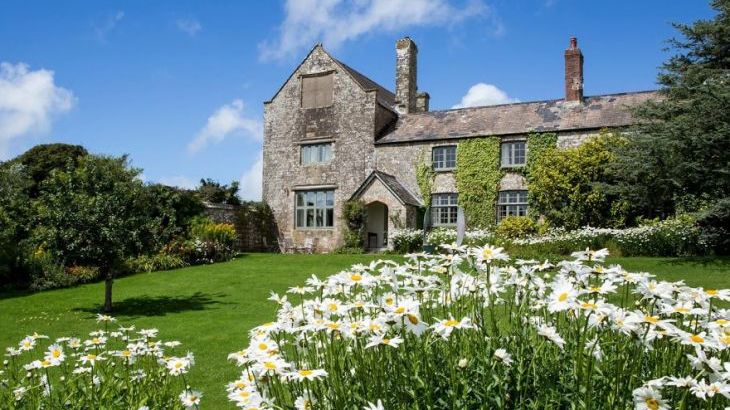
left=157, top=175, right=198, bottom=190
left=239, top=151, right=263, bottom=201
left=188, top=99, right=262, bottom=154
left=260, top=0, right=489, bottom=61
left=94, top=11, right=125, bottom=43
left=451, top=82, right=518, bottom=108
left=0, top=62, right=75, bottom=159
left=176, top=18, right=202, bottom=37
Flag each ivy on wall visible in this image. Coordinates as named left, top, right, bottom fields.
left=415, top=154, right=434, bottom=207
left=526, top=132, right=558, bottom=176
left=455, top=137, right=503, bottom=228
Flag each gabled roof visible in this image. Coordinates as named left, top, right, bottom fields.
left=332, top=58, right=396, bottom=108
left=265, top=44, right=396, bottom=111
left=376, top=90, right=659, bottom=144
left=351, top=171, right=422, bottom=207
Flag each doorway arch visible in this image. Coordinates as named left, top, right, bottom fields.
left=365, top=201, right=388, bottom=250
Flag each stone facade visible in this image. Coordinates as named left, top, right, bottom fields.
left=262, top=37, right=656, bottom=252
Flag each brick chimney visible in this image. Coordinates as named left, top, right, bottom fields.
left=395, top=37, right=418, bottom=114
left=564, top=37, right=584, bottom=102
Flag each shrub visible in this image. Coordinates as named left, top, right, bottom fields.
left=528, top=132, right=629, bottom=229
left=341, top=200, right=367, bottom=249
left=495, top=216, right=537, bottom=239
left=65, top=265, right=100, bottom=282
left=389, top=229, right=424, bottom=253
left=425, top=227, right=456, bottom=246
left=127, top=254, right=189, bottom=273
left=0, top=315, right=201, bottom=409
left=25, top=247, right=80, bottom=291
left=226, top=246, right=730, bottom=409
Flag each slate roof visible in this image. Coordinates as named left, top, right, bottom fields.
left=376, top=90, right=659, bottom=144
left=333, top=58, right=396, bottom=108
left=351, top=171, right=422, bottom=207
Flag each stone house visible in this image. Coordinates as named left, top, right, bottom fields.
left=262, top=37, right=657, bottom=252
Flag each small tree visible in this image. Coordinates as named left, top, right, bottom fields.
left=196, top=178, right=241, bottom=205
left=33, top=155, right=149, bottom=312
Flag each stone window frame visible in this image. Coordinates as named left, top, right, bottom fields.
left=500, top=139, right=527, bottom=168
left=300, top=142, right=333, bottom=165
left=431, top=193, right=458, bottom=226
left=300, top=71, right=335, bottom=109
left=295, top=189, right=335, bottom=229
left=496, top=190, right=528, bottom=223
left=432, top=145, right=457, bottom=171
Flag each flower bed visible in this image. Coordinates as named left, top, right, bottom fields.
left=227, top=246, right=729, bottom=409
left=1, top=315, right=200, bottom=409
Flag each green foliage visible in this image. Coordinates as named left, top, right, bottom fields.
left=341, top=200, right=367, bottom=249
left=0, top=164, right=32, bottom=285
left=495, top=216, right=537, bottom=239
left=235, top=201, right=278, bottom=251
left=31, top=155, right=149, bottom=269
left=415, top=155, right=434, bottom=207
left=190, top=216, right=237, bottom=246
left=695, top=198, right=730, bottom=254
left=126, top=253, right=189, bottom=273
left=8, top=143, right=88, bottom=197
left=527, top=132, right=628, bottom=229
left=142, top=184, right=205, bottom=252
left=525, top=132, right=558, bottom=179
left=610, top=1, right=730, bottom=223
left=196, top=178, right=241, bottom=205
left=389, top=229, right=423, bottom=254
left=455, top=137, right=502, bottom=228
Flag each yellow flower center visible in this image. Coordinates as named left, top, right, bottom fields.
left=328, top=303, right=338, bottom=311
left=122, top=350, right=131, bottom=357
left=589, top=287, right=601, bottom=293
left=674, top=307, right=690, bottom=314
left=238, top=390, right=251, bottom=398
left=716, top=319, right=728, bottom=326
left=382, top=338, right=391, bottom=344
left=299, top=369, right=313, bottom=377
left=350, top=274, right=362, bottom=282
left=690, top=334, right=704, bottom=344
left=645, top=398, right=659, bottom=410
left=482, top=249, right=493, bottom=258
left=558, top=293, right=568, bottom=302
left=407, top=314, right=419, bottom=325
left=258, top=343, right=268, bottom=351
left=706, top=289, right=718, bottom=296
left=395, top=307, right=406, bottom=314
left=264, top=361, right=276, bottom=370
left=444, top=319, right=460, bottom=327
left=385, top=298, right=394, bottom=305
left=644, top=315, right=659, bottom=324
left=52, top=350, right=61, bottom=358
left=581, top=302, right=597, bottom=310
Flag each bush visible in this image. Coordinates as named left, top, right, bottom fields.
left=25, top=248, right=81, bottom=291
left=127, top=254, right=189, bottom=273
left=65, top=265, right=100, bottom=282
left=389, top=229, right=424, bottom=253
left=495, top=216, right=537, bottom=239
left=342, top=201, right=367, bottom=249
left=695, top=198, right=730, bottom=255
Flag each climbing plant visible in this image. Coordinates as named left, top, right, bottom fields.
left=525, top=132, right=558, bottom=177
left=415, top=153, right=434, bottom=207
left=455, top=137, right=503, bottom=228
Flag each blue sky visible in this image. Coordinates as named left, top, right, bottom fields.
left=0, top=0, right=715, bottom=199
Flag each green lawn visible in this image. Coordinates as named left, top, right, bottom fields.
left=1, top=253, right=728, bottom=408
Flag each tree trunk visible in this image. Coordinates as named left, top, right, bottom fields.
left=104, top=270, right=113, bottom=313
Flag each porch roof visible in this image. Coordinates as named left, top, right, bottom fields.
left=350, top=171, right=422, bottom=207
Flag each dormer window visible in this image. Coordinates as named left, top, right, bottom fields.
left=301, top=73, right=333, bottom=109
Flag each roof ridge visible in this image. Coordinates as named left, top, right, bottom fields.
left=413, top=89, right=659, bottom=115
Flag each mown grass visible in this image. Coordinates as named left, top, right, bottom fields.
left=0, top=253, right=727, bottom=408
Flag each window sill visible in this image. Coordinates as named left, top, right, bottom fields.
left=301, top=162, right=332, bottom=167
left=501, top=165, right=526, bottom=170
left=433, top=168, right=456, bottom=173
left=295, top=227, right=335, bottom=231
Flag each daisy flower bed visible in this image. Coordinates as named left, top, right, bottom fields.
left=0, top=314, right=201, bottom=409
left=227, top=246, right=730, bottom=409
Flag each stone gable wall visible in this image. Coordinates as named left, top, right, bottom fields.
left=262, top=47, right=381, bottom=252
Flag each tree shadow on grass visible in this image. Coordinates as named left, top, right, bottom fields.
left=74, top=291, right=229, bottom=318
left=657, top=256, right=730, bottom=269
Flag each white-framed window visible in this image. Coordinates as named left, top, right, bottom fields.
left=432, top=146, right=456, bottom=171
left=301, top=143, right=332, bottom=165
left=431, top=193, right=458, bottom=226
left=497, top=190, right=528, bottom=223
left=301, top=73, right=334, bottom=109
left=296, top=190, right=335, bottom=228
left=501, top=141, right=526, bottom=168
